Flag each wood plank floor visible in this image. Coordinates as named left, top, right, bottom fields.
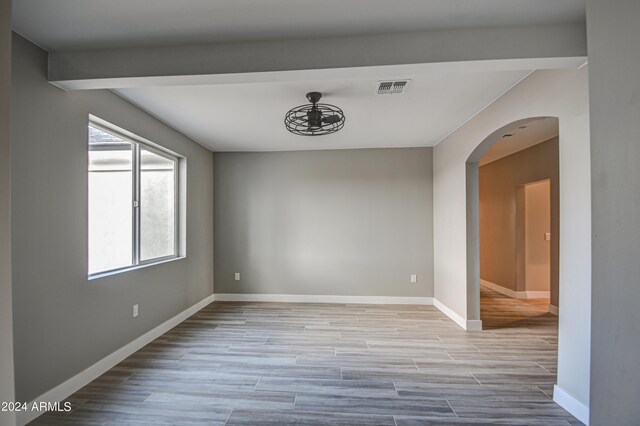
left=32, top=287, right=579, bottom=425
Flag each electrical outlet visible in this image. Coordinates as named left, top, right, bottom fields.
left=234, top=272, right=240, bottom=281
left=410, top=274, right=417, bottom=283
left=545, top=233, right=552, bottom=241
left=133, top=304, right=139, bottom=318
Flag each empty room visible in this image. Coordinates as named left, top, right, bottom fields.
left=1, top=1, right=639, bottom=425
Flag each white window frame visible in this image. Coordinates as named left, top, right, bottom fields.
left=88, top=120, right=181, bottom=279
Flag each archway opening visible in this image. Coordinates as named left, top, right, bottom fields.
left=466, top=117, right=559, bottom=328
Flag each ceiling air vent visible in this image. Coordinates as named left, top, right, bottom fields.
left=376, top=80, right=411, bottom=95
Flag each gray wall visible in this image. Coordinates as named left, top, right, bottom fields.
left=0, top=2, right=15, bottom=426
left=587, top=1, right=640, bottom=424
left=214, top=148, right=433, bottom=297
left=10, top=35, right=214, bottom=402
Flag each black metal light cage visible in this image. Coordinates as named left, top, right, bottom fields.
left=284, top=92, right=345, bottom=136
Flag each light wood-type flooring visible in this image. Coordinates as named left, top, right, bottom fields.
left=32, top=287, right=579, bottom=425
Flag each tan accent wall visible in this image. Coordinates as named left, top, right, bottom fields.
left=479, top=137, right=559, bottom=306
left=524, top=180, right=551, bottom=292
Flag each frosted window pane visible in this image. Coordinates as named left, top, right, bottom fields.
left=140, top=148, right=176, bottom=261
left=88, top=127, right=133, bottom=274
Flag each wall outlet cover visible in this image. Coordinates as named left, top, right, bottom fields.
left=133, top=304, right=139, bottom=318
left=234, top=272, right=240, bottom=281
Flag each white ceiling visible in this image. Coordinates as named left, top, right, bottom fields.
left=13, top=0, right=585, bottom=51
left=116, top=70, right=531, bottom=152
left=479, top=117, right=559, bottom=165
left=12, top=1, right=579, bottom=153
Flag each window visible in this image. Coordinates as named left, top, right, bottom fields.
left=88, top=121, right=179, bottom=276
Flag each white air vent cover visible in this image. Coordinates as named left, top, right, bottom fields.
left=376, top=80, right=411, bottom=95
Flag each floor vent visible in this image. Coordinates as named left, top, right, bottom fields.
left=377, top=80, right=411, bottom=95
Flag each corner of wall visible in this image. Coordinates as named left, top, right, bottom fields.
left=0, top=0, right=16, bottom=424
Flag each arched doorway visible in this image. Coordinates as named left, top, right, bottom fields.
left=432, top=69, right=590, bottom=420
left=465, top=117, right=559, bottom=327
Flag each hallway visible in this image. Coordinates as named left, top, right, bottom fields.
left=481, top=286, right=556, bottom=330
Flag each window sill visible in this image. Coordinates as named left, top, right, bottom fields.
left=89, top=256, right=186, bottom=281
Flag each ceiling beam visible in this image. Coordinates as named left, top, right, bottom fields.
left=49, top=23, right=587, bottom=90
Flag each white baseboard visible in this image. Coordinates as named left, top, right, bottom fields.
left=17, top=294, right=215, bottom=426
left=433, top=298, right=465, bottom=328
left=553, top=385, right=589, bottom=425
left=465, top=320, right=483, bottom=331
left=481, top=280, right=550, bottom=300
left=549, top=304, right=559, bottom=315
left=481, top=279, right=518, bottom=298
left=433, top=299, right=482, bottom=331
left=524, top=290, right=551, bottom=299
left=213, top=293, right=434, bottom=305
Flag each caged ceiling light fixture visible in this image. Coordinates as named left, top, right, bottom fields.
left=284, top=92, right=345, bottom=136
